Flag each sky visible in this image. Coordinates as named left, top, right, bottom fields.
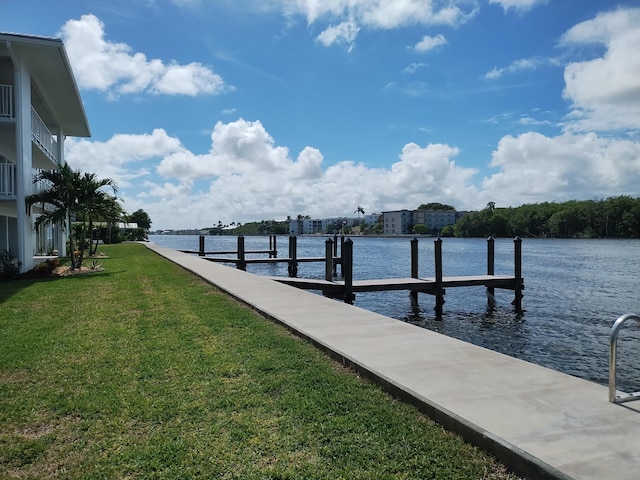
left=1, top=0, right=639, bottom=230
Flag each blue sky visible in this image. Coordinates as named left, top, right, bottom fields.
left=2, top=0, right=639, bottom=230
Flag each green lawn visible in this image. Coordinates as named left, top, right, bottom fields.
left=0, top=243, right=521, bottom=479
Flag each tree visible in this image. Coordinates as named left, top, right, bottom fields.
left=417, top=203, right=455, bottom=211
left=354, top=206, right=365, bottom=217
left=75, top=172, right=118, bottom=264
left=91, top=195, right=123, bottom=254
left=412, top=224, right=428, bottom=234
left=26, top=164, right=77, bottom=264
left=26, top=164, right=117, bottom=270
left=127, top=208, right=152, bottom=240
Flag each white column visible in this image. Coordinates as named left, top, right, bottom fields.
left=14, top=60, right=34, bottom=272
left=56, top=130, right=66, bottom=257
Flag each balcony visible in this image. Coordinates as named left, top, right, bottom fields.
left=0, top=161, right=16, bottom=198
left=31, top=106, right=58, bottom=164
left=0, top=84, right=13, bottom=119
left=0, top=85, right=59, bottom=165
left=0, top=164, right=57, bottom=205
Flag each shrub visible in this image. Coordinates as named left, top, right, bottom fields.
left=0, top=249, right=22, bottom=279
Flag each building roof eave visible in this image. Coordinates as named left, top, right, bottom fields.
left=1, top=32, right=91, bottom=138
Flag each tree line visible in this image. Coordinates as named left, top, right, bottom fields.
left=443, top=197, right=640, bottom=238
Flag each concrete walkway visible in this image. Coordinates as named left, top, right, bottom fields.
left=145, top=243, right=640, bottom=480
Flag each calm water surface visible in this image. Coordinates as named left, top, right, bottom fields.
left=149, top=235, right=640, bottom=391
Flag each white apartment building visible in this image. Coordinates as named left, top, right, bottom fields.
left=0, top=32, right=90, bottom=272
left=289, top=213, right=381, bottom=235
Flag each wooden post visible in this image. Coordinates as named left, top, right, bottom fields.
left=269, top=235, right=277, bottom=258
left=487, top=236, right=495, bottom=307
left=325, top=237, right=334, bottom=281
left=434, top=236, right=445, bottom=316
left=410, top=237, right=419, bottom=311
left=288, top=235, right=298, bottom=277
left=339, top=235, right=345, bottom=277
left=237, top=236, right=246, bottom=271
left=198, top=235, right=205, bottom=256
left=513, top=236, right=523, bottom=312
left=343, top=238, right=354, bottom=304
left=333, top=235, right=344, bottom=278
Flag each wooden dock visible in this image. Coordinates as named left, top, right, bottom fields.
left=271, top=274, right=518, bottom=292
left=270, top=274, right=521, bottom=304
left=182, top=234, right=524, bottom=314
left=181, top=234, right=343, bottom=277
left=203, top=256, right=340, bottom=265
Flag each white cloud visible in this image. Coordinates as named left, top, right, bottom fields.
left=65, top=128, right=185, bottom=186
left=65, top=119, right=640, bottom=229
left=482, top=132, right=640, bottom=206
left=559, top=7, right=640, bottom=133
left=68, top=119, right=481, bottom=228
left=287, top=0, right=472, bottom=48
left=488, top=0, right=547, bottom=13
left=485, top=57, right=542, bottom=79
left=316, top=20, right=360, bottom=49
left=155, top=119, right=319, bottom=180
left=413, top=34, right=447, bottom=52
left=59, top=14, right=231, bottom=97
left=404, top=62, right=427, bottom=74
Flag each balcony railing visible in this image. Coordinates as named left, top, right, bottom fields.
left=0, top=162, right=16, bottom=197
left=33, top=170, right=53, bottom=196
left=31, top=106, right=58, bottom=163
left=1, top=85, right=58, bottom=163
left=0, top=84, right=13, bottom=118
left=0, top=165, right=57, bottom=200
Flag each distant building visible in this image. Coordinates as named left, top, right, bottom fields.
left=382, top=210, right=413, bottom=234
left=382, top=208, right=459, bottom=234
left=288, top=213, right=381, bottom=235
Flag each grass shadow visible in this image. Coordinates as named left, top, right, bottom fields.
left=0, top=270, right=114, bottom=303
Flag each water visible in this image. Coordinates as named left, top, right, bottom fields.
left=149, top=234, right=640, bottom=391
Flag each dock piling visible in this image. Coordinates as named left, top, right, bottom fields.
left=487, top=236, right=495, bottom=307
left=512, top=236, right=523, bottom=312
left=198, top=235, right=205, bottom=256
left=325, top=238, right=334, bottom=281
left=410, top=237, right=419, bottom=312
left=434, top=237, right=445, bottom=316
left=288, top=235, right=298, bottom=277
left=237, top=236, right=246, bottom=271
left=343, top=238, right=354, bottom=304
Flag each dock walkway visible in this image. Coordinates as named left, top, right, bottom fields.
left=270, top=274, right=518, bottom=293
left=145, top=242, right=640, bottom=480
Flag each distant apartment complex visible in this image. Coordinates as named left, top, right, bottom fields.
left=382, top=209, right=464, bottom=235
left=289, top=214, right=380, bottom=235
left=287, top=209, right=463, bottom=236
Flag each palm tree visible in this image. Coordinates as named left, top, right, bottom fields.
left=88, top=194, right=123, bottom=255
left=74, top=172, right=117, bottom=265
left=26, top=164, right=117, bottom=270
left=26, top=164, right=78, bottom=268
left=354, top=206, right=365, bottom=218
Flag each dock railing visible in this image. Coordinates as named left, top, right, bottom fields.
left=609, top=313, right=640, bottom=403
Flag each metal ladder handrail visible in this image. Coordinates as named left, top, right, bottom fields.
left=609, top=313, right=640, bottom=403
